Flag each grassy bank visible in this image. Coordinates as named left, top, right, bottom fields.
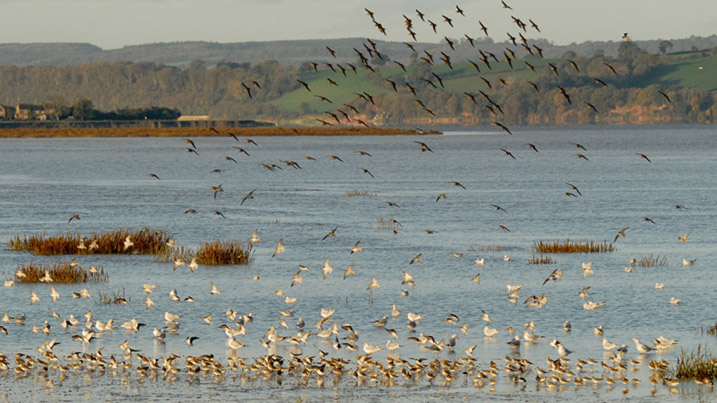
left=0, top=126, right=438, bottom=138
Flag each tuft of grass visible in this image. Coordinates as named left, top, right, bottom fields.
left=98, top=287, right=130, bottom=305
left=15, top=262, right=107, bottom=283
left=636, top=255, right=668, bottom=267
left=376, top=217, right=401, bottom=230
left=468, top=245, right=504, bottom=252
left=527, top=255, right=557, bottom=264
left=532, top=239, right=615, bottom=254
left=10, top=229, right=172, bottom=255
left=667, top=345, right=717, bottom=381
left=345, top=190, right=377, bottom=197
left=194, top=240, right=253, bottom=265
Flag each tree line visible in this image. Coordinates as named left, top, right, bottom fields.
left=1, top=42, right=715, bottom=125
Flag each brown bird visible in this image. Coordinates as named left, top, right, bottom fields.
left=498, top=225, right=511, bottom=232
left=577, top=154, right=590, bottom=161
left=326, top=46, right=336, bottom=58
left=594, top=78, right=608, bottom=87
left=297, top=80, right=311, bottom=92
left=186, top=139, right=197, bottom=149
left=184, top=209, right=197, bottom=214
left=658, top=91, right=672, bottom=103
left=453, top=181, right=466, bottom=189
left=528, top=144, right=539, bottom=153
left=502, top=0, right=512, bottom=9
left=233, top=147, right=250, bottom=156
left=148, top=173, right=160, bottom=180
left=574, top=143, right=588, bottom=151
left=500, top=148, right=516, bottom=159
left=187, top=148, right=199, bottom=155
left=565, top=183, right=582, bottom=196
left=493, top=122, right=512, bottom=135
left=490, top=204, right=508, bottom=213
left=585, top=102, right=599, bottom=113
left=604, top=62, right=618, bottom=75
left=361, top=168, right=374, bottom=178
left=614, top=227, right=629, bottom=243
left=436, top=194, right=448, bottom=202
left=644, top=217, right=656, bottom=224
left=240, top=190, right=256, bottom=205
left=414, top=141, right=433, bottom=152
left=637, top=153, right=652, bottom=162
left=214, top=211, right=226, bottom=219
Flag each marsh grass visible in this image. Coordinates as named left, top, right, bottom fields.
left=666, top=345, right=717, bottom=380
left=527, top=255, right=557, bottom=264
left=98, top=287, right=130, bottom=305
left=154, top=246, right=193, bottom=263
left=636, top=255, right=668, bottom=267
left=345, top=190, right=377, bottom=197
left=468, top=245, right=504, bottom=252
left=194, top=240, right=253, bottom=265
left=532, top=240, right=615, bottom=254
left=10, top=229, right=171, bottom=255
left=15, top=262, right=107, bottom=283
left=376, top=217, right=401, bottom=229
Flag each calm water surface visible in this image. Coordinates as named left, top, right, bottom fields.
left=0, top=126, right=715, bottom=401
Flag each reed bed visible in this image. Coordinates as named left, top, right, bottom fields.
left=15, top=262, right=107, bottom=283
left=376, top=217, right=402, bottom=229
left=194, top=240, right=254, bottom=265
left=635, top=255, right=668, bottom=267
left=667, top=346, right=717, bottom=380
left=468, top=245, right=504, bottom=252
left=154, top=246, right=193, bottom=263
left=345, top=190, right=377, bottom=197
left=9, top=229, right=171, bottom=255
left=527, top=255, right=557, bottom=264
left=532, top=240, right=615, bottom=254
left=98, top=287, right=130, bottom=305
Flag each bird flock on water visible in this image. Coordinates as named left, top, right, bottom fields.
left=2, top=0, right=711, bottom=397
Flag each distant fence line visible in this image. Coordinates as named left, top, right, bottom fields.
left=0, top=120, right=275, bottom=129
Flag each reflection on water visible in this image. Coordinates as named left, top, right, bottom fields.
left=0, top=126, right=715, bottom=400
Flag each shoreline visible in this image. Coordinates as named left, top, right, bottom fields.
left=0, top=127, right=441, bottom=138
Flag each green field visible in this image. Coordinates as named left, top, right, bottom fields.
left=652, top=54, right=717, bottom=90
left=272, top=52, right=717, bottom=116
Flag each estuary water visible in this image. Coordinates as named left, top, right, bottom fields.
left=0, top=125, right=715, bottom=401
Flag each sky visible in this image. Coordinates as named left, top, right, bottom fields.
left=0, top=0, right=715, bottom=49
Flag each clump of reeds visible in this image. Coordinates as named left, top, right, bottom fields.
left=15, top=262, right=107, bottom=283
left=636, top=255, right=668, bottom=267
left=527, top=255, right=557, bottom=264
left=345, top=190, right=377, bottom=197
left=376, top=217, right=402, bottom=229
left=194, top=240, right=253, bottom=265
left=667, top=345, right=717, bottom=380
left=9, top=228, right=171, bottom=255
left=532, top=240, right=615, bottom=254
left=468, top=245, right=504, bottom=252
left=154, top=246, right=193, bottom=263
left=98, top=287, right=130, bottom=305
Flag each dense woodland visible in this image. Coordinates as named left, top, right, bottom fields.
left=1, top=40, right=716, bottom=126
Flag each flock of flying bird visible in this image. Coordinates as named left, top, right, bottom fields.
left=1, top=1, right=711, bottom=398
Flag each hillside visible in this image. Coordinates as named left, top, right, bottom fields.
left=1, top=35, right=717, bottom=67
left=1, top=41, right=715, bottom=127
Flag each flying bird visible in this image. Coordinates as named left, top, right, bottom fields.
left=614, top=227, right=629, bottom=243
left=241, top=190, right=256, bottom=205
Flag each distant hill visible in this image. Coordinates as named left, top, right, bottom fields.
left=2, top=35, right=717, bottom=67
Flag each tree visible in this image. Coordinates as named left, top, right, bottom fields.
left=72, top=98, right=95, bottom=120
left=658, top=40, right=673, bottom=54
